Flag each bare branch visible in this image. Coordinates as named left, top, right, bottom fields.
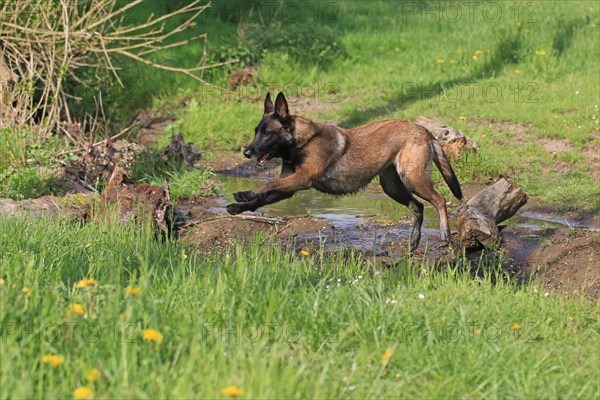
left=0, top=0, right=229, bottom=142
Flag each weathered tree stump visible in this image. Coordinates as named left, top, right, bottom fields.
left=98, top=166, right=172, bottom=234
left=417, top=116, right=478, bottom=160
left=456, top=178, right=528, bottom=249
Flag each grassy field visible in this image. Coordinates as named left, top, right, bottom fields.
left=1, top=217, right=598, bottom=399
left=1, top=1, right=600, bottom=399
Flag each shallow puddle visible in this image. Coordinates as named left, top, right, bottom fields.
left=218, top=175, right=442, bottom=228
left=216, top=175, right=597, bottom=233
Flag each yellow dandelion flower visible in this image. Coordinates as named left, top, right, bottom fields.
left=332, top=41, right=337, bottom=47
left=475, top=49, right=483, bottom=55
left=75, top=279, right=97, bottom=289
left=436, top=59, right=445, bottom=63
left=450, top=60, right=455, bottom=64
left=22, top=287, right=31, bottom=296
left=510, top=322, right=521, bottom=330
left=142, top=328, right=164, bottom=344
left=221, top=386, right=246, bottom=397
left=514, top=69, right=522, bottom=74
left=0, top=278, right=4, bottom=286
left=459, top=115, right=467, bottom=121
left=472, top=55, right=478, bottom=60
left=300, top=250, right=310, bottom=257
left=74, top=386, right=94, bottom=400
left=381, top=347, right=393, bottom=363
left=474, top=329, right=482, bottom=335
left=535, top=50, right=546, bottom=56
left=395, top=47, right=400, bottom=52
left=67, top=303, right=85, bottom=317
left=125, top=287, right=142, bottom=296
left=86, top=368, right=101, bottom=381
left=42, top=354, right=64, bottom=368
left=589, top=7, right=593, bottom=12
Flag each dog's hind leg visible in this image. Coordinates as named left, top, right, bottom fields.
left=379, top=166, right=424, bottom=251
left=395, top=156, right=450, bottom=247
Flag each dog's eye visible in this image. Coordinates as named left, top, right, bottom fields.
left=265, top=131, right=275, bottom=136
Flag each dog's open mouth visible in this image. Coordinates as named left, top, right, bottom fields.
left=256, top=152, right=273, bottom=166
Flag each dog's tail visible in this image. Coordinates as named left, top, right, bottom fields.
left=429, top=133, right=463, bottom=200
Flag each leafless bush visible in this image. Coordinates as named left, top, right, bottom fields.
left=0, top=0, right=233, bottom=142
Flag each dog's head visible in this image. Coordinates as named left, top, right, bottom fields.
left=243, top=92, right=295, bottom=165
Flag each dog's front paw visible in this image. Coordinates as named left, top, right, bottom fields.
left=233, top=190, right=256, bottom=202
left=226, top=203, right=246, bottom=215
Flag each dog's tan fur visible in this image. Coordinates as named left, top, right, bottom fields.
left=227, top=92, right=462, bottom=249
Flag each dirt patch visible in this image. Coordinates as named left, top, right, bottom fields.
left=227, top=66, right=257, bottom=89
left=540, top=138, right=573, bottom=153
left=501, top=226, right=600, bottom=299
left=179, top=213, right=333, bottom=254
left=468, top=117, right=532, bottom=137
left=288, top=96, right=343, bottom=122
left=584, top=144, right=600, bottom=161
left=467, top=118, right=600, bottom=178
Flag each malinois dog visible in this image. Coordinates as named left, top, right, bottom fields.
left=227, top=92, right=463, bottom=249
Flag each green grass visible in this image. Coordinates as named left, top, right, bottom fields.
left=1, top=216, right=598, bottom=399
left=0, top=167, right=64, bottom=200
left=128, top=149, right=221, bottom=201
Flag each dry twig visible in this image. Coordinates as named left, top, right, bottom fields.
left=0, top=0, right=236, bottom=141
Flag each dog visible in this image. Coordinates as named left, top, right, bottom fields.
left=226, top=92, right=463, bottom=249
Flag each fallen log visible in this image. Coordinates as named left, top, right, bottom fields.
left=0, top=194, right=93, bottom=221
left=456, top=178, right=528, bottom=248
left=417, top=116, right=478, bottom=160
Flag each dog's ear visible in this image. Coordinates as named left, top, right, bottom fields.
left=274, top=92, right=290, bottom=121
left=264, top=92, right=274, bottom=115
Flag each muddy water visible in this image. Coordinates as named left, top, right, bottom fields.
left=216, top=175, right=596, bottom=232
left=218, top=175, right=441, bottom=226
left=184, top=158, right=599, bottom=259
